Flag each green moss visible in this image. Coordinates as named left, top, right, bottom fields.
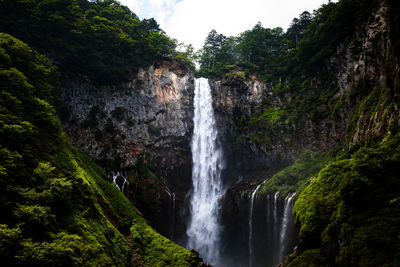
left=258, top=150, right=335, bottom=198
left=130, top=219, right=194, bottom=267
left=346, top=85, right=395, bottom=145
left=292, top=134, right=400, bottom=266
left=0, top=33, right=199, bottom=267
left=286, top=249, right=331, bottom=267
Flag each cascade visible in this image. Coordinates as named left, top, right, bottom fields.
left=248, top=183, right=262, bottom=267
left=279, top=193, right=296, bottom=261
left=111, top=171, right=129, bottom=193
left=187, top=78, right=223, bottom=265
left=165, top=187, right=176, bottom=239
left=273, top=191, right=280, bottom=249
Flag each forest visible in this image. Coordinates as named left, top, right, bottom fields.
left=1, top=0, right=400, bottom=266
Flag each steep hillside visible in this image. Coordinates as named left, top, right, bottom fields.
left=0, top=33, right=203, bottom=266
left=0, top=0, right=197, bottom=239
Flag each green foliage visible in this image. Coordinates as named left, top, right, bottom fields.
left=0, top=33, right=199, bottom=266
left=0, top=0, right=190, bottom=84
left=241, top=107, right=293, bottom=146
left=134, top=153, right=158, bottom=180
left=346, top=85, right=395, bottom=145
left=286, top=249, right=332, bottom=267
left=292, top=133, right=400, bottom=266
left=130, top=218, right=195, bottom=267
left=197, top=0, right=381, bottom=133
left=259, top=150, right=335, bottom=198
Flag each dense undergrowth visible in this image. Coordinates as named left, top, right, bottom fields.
left=290, top=133, right=400, bottom=266
left=258, top=150, right=337, bottom=198
left=0, top=32, right=201, bottom=266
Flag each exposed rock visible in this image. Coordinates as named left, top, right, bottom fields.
left=58, top=60, right=194, bottom=188
left=209, top=76, right=343, bottom=184
left=209, top=1, right=398, bottom=185
left=329, top=1, right=400, bottom=148
left=57, top=60, right=194, bottom=238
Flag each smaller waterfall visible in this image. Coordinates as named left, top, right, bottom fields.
left=111, top=171, right=129, bottom=193
left=248, top=184, right=262, bottom=267
left=273, top=192, right=280, bottom=242
left=165, top=187, right=176, bottom=239
left=279, top=193, right=296, bottom=261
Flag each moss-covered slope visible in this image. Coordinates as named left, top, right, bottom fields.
left=258, top=150, right=337, bottom=198
left=0, top=33, right=202, bottom=266
left=289, top=134, right=400, bottom=266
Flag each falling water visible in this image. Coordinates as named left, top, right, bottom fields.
left=111, top=171, right=129, bottom=193
left=187, top=78, right=223, bottom=265
left=248, top=184, right=262, bottom=267
left=279, top=193, right=296, bottom=261
left=165, top=187, right=176, bottom=239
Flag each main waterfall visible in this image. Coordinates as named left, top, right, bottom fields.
left=187, top=78, right=223, bottom=265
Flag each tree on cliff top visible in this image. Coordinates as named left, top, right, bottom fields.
left=0, top=0, right=191, bottom=84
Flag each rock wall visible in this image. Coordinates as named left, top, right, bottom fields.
left=210, top=1, right=398, bottom=185
left=330, top=2, right=400, bottom=148
left=57, top=60, right=194, bottom=238
left=213, top=4, right=399, bottom=263
left=59, top=60, right=194, bottom=186
left=209, top=76, right=344, bottom=185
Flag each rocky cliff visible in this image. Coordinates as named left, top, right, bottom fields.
left=58, top=60, right=194, bottom=186
left=212, top=2, right=400, bottom=265
left=57, top=60, right=195, bottom=238
left=210, top=0, right=398, bottom=185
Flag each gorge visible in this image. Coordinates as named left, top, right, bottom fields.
left=0, top=0, right=400, bottom=266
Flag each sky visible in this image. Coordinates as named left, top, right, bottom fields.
left=119, top=0, right=336, bottom=50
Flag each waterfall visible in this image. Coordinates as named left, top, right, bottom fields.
left=111, top=171, right=129, bottom=193
left=248, top=183, right=262, bottom=267
left=279, top=193, right=296, bottom=261
left=187, top=78, right=223, bottom=265
left=165, top=187, right=176, bottom=239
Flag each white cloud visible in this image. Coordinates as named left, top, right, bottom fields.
left=120, top=0, right=141, bottom=16
left=119, top=0, right=336, bottom=49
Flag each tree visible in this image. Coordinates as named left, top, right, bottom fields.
left=287, top=11, right=312, bottom=48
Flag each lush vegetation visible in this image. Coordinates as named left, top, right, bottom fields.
left=258, top=150, right=337, bottom=198
left=290, top=134, right=400, bottom=266
left=197, top=0, right=382, bottom=148
left=0, top=33, right=201, bottom=266
left=0, top=0, right=195, bottom=84
left=198, top=0, right=377, bottom=81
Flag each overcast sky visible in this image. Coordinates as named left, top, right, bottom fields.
left=119, top=0, right=336, bottom=49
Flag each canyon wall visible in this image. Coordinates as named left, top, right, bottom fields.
left=57, top=60, right=194, bottom=238
left=210, top=1, right=398, bottom=184
left=213, top=2, right=399, bottom=265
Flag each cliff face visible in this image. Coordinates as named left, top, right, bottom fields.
left=57, top=60, right=195, bottom=238
left=210, top=1, right=397, bottom=183
left=209, top=77, right=285, bottom=178
left=331, top=2, right=399, bottom=148
left=213, top=2, right=400, bottom=265
left=209, top=75, right=344, bottom=182
left=58, top=60, right=194, bottom=189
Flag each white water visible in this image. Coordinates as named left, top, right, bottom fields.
left=165, top=187, right=176, bottom=239
left=111, top=171, right=129, bottom=193
left=248, top=183, right=262, bottom=267
left=187, top=78, right=223, bottom=265
left=279, top=193, right=296, bottom=261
